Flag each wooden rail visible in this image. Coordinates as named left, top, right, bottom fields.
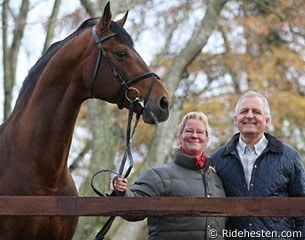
left=0, top=196, right=304, bottom=217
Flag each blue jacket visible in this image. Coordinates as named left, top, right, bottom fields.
left=211, top=133, right=305, bottom=239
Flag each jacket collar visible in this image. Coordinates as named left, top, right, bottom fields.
left=222, top=132, right=283, bottom=156
left=173, top=149, right=210, bottom=171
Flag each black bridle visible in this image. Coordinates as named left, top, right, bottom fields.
left=90, top=25, right=158, bottom=240
left=91, top=25, right=158, bottom=110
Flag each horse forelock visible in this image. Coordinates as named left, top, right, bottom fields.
left=110, top=21, right=134, bottom=47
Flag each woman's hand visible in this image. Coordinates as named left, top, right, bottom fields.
left=112, top=177, right=128, bottom=192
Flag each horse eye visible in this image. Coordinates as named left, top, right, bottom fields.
left=114, top=50, right=128, bottom=58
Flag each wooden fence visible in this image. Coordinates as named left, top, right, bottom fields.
left=0, top=196, right=305, bottom=217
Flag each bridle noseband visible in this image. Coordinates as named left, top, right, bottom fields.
left=91, top=25, right=158, bottom=110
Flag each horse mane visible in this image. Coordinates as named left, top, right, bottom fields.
left=14, top=17, right=133, bottom=108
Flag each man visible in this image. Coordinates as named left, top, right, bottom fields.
left=211, top=90, right=305, bottom=239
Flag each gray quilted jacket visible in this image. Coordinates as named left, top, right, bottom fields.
left=123, top=149, right=226, bottom=240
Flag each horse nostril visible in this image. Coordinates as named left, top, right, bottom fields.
left=159, top=97, right=169, bottom=111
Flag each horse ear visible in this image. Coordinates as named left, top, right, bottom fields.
left=116, top=11, right=129, bottom=27
left=97, top=1, right=112, bottom=30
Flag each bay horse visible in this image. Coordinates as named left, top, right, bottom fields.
left=0, top=2, right=171, bottom=240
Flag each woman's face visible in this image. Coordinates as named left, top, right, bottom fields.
left=179, top=118, right=208, bottom=157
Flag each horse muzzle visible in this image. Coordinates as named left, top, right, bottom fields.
left=142, top=96, right=170, bottom=124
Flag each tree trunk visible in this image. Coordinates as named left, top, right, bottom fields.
left=42, top=0, right=61, bottom=53
left=109, top=0, right=227, bottom=238
left=73, top=101, right=121, bottom=240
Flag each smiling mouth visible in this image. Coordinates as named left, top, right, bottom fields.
left=188, top=141, right=201, bottom=144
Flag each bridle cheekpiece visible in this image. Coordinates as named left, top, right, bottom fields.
left=91, top=25, right=158, bottom=110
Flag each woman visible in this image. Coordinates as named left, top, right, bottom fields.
left=114, top=111, right=226, bottom=240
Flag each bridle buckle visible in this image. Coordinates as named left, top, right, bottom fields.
left=124, top=87, right=144, bottom=108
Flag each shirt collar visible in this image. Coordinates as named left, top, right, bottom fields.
left=237, top=134, right=268, bottom=156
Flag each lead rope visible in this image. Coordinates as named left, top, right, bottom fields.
left=91, top=101, right=140, bottom=240
left=91, top=73, right=157, bottom=240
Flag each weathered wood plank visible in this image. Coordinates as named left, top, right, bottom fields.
left=0, top=196, right=304, bottom=217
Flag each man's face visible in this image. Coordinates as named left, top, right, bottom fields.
left=234, top=96, right=270, bottom=139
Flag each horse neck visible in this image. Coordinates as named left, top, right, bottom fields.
left=9, top=68, right=85, bottom=179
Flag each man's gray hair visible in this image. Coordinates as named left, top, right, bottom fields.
left=234, top=91, right=271, bottom=119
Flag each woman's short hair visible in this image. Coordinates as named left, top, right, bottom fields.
left=178, top=111, right=210, bottom=137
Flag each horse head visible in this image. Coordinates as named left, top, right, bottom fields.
left=86, top=2, right=171, bottom=124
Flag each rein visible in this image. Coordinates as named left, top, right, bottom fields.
left=90, top=101, right=139, bottom=240
left=90, top=25, right=158, bottom=240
